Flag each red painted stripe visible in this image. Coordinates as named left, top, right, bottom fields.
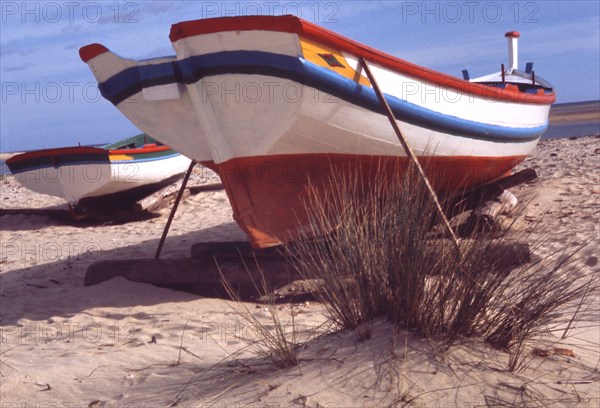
left=169, top=15, right=555, bottom=105
left=213, top=153, right=528, bottom=247
left=169, top=15, right=301, bottom=41
left=6, top=147, right=106, bottom=165
left=79, top=43, right=109, bottom=62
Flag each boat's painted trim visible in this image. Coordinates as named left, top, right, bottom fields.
left=8, top=147, right=183, bottom=172
left=300, top=36, right=371, bottom=87
left=6, top=148, right=109, bottom=173
left=108, top=149, right=182, bottom=163
left=96, top=51, right=546, bottom=143
left=108, top=145, right=173, bottom=155
left=169, top=15, right=555, bottom=105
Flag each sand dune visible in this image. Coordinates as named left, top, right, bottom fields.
left=1, top=136, right=598, bottom=407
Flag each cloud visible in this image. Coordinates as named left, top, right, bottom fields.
left=390, top=34, right=499, bottom=69
left=0, top=46, right=35, bottom=57
left=523, top=18, right=600, bottom=57
left=2, top=63, right=30, bottom=72
left=381, top=13, right=599, bottom=76
left=144, top=1, right=185, bottom=15
left=60, top=23, right=82, bottom=33
left=141, top=46, right=176, bottom=59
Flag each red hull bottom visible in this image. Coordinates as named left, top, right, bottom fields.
left=212, top=153, right=526, bottom=248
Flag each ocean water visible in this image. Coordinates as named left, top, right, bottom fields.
left=542, top=121, right=599, bottom=140
left=1, top=121, right=598, bottom=176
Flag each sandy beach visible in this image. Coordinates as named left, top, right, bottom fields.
left=1, top=134, right=599, bottom=407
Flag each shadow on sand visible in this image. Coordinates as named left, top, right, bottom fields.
left=0, top=216, right=246, bottom=324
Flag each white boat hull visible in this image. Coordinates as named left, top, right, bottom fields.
left=81, top=15, right=555, bottom=245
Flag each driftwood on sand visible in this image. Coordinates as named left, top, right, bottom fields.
left=132, top=180, right=190, bottom=213
left=132, top=181, right=224, bottom=213
left=453, top=168, right=538, bottom=236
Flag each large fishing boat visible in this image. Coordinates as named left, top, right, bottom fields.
left=81, top=15, right=555, bottom=246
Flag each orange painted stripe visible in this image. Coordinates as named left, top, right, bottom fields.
left=108, top=145, right=172, bottom=155
left=108, top=154, right=134, bottom=161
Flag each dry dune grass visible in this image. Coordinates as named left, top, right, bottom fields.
left=282, top=161, right=598, bottom=371
left=207, top=158, right=598, bottom=406
left=219, top=259, right=303, bottom=369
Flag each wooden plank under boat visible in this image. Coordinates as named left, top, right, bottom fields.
left=80, top=15, right=556, bottom=247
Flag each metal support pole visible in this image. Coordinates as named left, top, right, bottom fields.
left=155, top=160, right=197, bottom=259
left=358, top=57, right=461, bottom=256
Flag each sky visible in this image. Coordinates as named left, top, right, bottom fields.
left=1, top=0, right=599, bottom=152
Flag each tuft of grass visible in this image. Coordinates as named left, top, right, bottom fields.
left=286, top=160, right=598, bottom=369
left=218, top=256, right=302, bottom=369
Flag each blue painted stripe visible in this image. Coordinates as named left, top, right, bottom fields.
left=98, top=51, right=547, bottom=143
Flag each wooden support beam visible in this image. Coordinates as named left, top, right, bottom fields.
left=85, top=256, right=299, bottom=300
left=190, top=240, right=284, bottom=260
left=154, top=160, right=196, bottom=259
left=358, top=57, right=462, bottom=256
left=85, top=240, right=530, bottom=299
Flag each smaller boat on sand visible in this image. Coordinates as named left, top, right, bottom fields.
left=6, top=134, right=192, bottom=211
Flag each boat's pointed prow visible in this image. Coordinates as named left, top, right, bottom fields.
left=79, top=41, right=214, bottom=163
left=79, top=43, right=137, bottom=83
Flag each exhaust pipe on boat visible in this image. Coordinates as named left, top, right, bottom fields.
left=505, top=31, right=520, bottom=73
